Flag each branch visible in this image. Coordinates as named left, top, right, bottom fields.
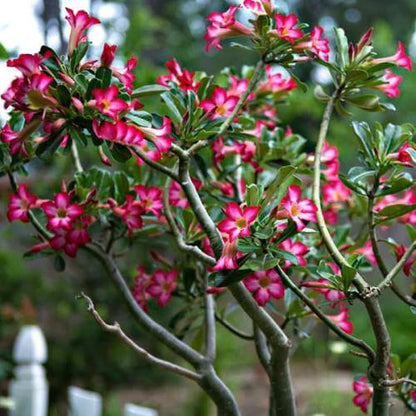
left=84, top=243, right=204, bottom=367
left=132, top=147, right=179, bottom=182
left=253, top=325, right=271, bottom=375
left=275, top=264, right=375, bottom=362
left=163, top=176, right=217, bottom=266
left=215, top=313, right=254, bottom=341
left=311, top=90, right=369, bottom=291
left=381, top=378, right=416, bottom=388
left=78, top=292, right=200, bottom=382
left=377, top=242, right=416, bottom=293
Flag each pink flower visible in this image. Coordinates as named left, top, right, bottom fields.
left=323, top=179, right=352, bottom=204
left=65, top=8, right=100, bottom=56
left=270, top=14, right=303, bottom=43
left=92, top=85, right=129, bottom=120
left=66, top=216, right=92, bottom=246
left=243, top=0, right=274, bottom=16
left=393, top=142, right=415, bottom=166
left=135, top=185, right=163, bottom=217
left=218, top=202, right=260, bottom=241
left=352, top=377, right=373, bottom=413
left=41, top=192, right=84, bottom=230
left=111, top=195, right=144, bottom=236
left=92, top=120, right=145, bottom=148
left=200, top=87, right=239, bottom=119
left=373, top=42, right=412, bottom=71
left=1, top=123, right=29, bottom=157
left=278, top=185, right=317, bottom=231
left=211, top=137, right=237, bottom=165
left=279, top=239, right=309, bottom=268
left=49, top=228, right=79, bottom=258
left=134, top=117, right=174, bottom=153
left=394, top=245, right=416, bottom=277
left=213, top=240, right=240, bottom=271
left=355, top=241, right=377, bottom=266
left=7, top=53, right=43, bottom=77
left=7, top=184, right=38, bottom=223
left=244, top=269, right=285, bottom=306
left=399, top=190, right=416, bottom=225
left=258, top=66, right=297, bottom=95
left=132, top=266, right=153, bottom=312
left=327, top=304, right=354, bottom=334
left=375, top=69, right=402, bottom=98
left=157, top=58, right=201, bottom=93
left=100, top=43, right=117, bottom=68
left=321, top=141, right=339, bottom=165
left=204, top=5, right=254, bottom=51
left=294, top=26, right=330, bottom=61
left=169, top=178, right=202, bottom=209
left=146, top=270, right=178, bottom=307
left=113, top=56, right=138, bottom=93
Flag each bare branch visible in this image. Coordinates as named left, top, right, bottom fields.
left=215, top=313, right=254, bottom=341
left=78, top=292, right=201, bottom=382
left=381, top=378, right=416, bottom=388
left=203, top=274, right=216, bottom=362
left=71, top=140, right=83, bottom=173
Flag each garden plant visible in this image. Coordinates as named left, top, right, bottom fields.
left=1, top=1, right=416, bottom=415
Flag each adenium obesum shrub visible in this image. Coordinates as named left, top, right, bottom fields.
left=1, top=3, right=415, bottom=415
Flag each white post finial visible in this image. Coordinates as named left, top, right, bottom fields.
left=124, top=403, right=158, bottom=416
left=10, top=325, right=49, bottom=416
left=69, top=386, right=102, bottom=416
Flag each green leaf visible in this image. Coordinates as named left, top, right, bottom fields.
left=333, top=27, right=349, bottom=69
left=338, top=173, right=366, bottom=195
left=161, top=92, right=183, bottom=125
left=341, top=264, right=356, bottom=292
left=352, top=121, right=375, bottom=161
left=70, top=42, right=89, bottom=72
left=213, top=269, right=252, bottom=287
left=0, top=42, right=9, bottom=59
left=377, top=173, right=414, bottom=196
left=96, top=67, right=112, bottom=89
left=406, top=148, right=416, bottom=165
left=314, top=85, right=330, bottom=102
left=56, top=85, right=71, bottom=107
left=262, top=165, right=297, bottom=208
left=246, top=184, right=262, bottom=206
left=346, top=94, right=387, bottom=112
left=376, top=204, right=416, bottom=223
left=132, top=84, right=167, bottom=98
left=114, top=171, right=130, bottom=203
left=271, top=249, right=299, bottom=266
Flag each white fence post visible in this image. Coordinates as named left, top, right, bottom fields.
left=9, top=325, right=49, bottom=416
left=124, top=403, right=158, bottom=416
left=69, top=386, right=102, bottom=416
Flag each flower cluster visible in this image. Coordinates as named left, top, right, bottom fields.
left=132, top=266, right=178, bottom=310
left=352, top=377, right=373, bottom=413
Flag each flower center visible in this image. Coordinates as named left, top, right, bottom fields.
left=57, top=208, right=67, bottom=218
left=259, top=276, right=271, bottom=288
left=236, top=217, right=247, bottom=229
left=101, top=99, right=111, bottom=110
left=145, top=199, right=153, bottom=208
left=290, top=204, right=300, bottom=217
left=216, top=104, right=227, bottom=116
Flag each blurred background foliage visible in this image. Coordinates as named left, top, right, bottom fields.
left=0, top=0, right=415, bottom=414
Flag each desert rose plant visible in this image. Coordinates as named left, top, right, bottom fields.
left=1, top=2, right=416, bottom=415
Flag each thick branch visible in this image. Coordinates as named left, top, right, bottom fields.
left=275, top=264, right=375, bottom=362
left=204, top=275, right=216, bottom=362
left=79, top=292, right=200, bottom=382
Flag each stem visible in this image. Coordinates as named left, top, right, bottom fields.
left=215, top=313, right=254, bottom=341
left=132, top=147, right=179, bottom=182
left=71, top=140, right=83, bottom=173
left=79, top=292, right=200, bottom=381
left=312, top=90, right=368, bottom=290
left=276, top=264, right=375, bottom=362
left=178, top=157, right=224, bottom=258
left=163, top=176, right=217, bottom=266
